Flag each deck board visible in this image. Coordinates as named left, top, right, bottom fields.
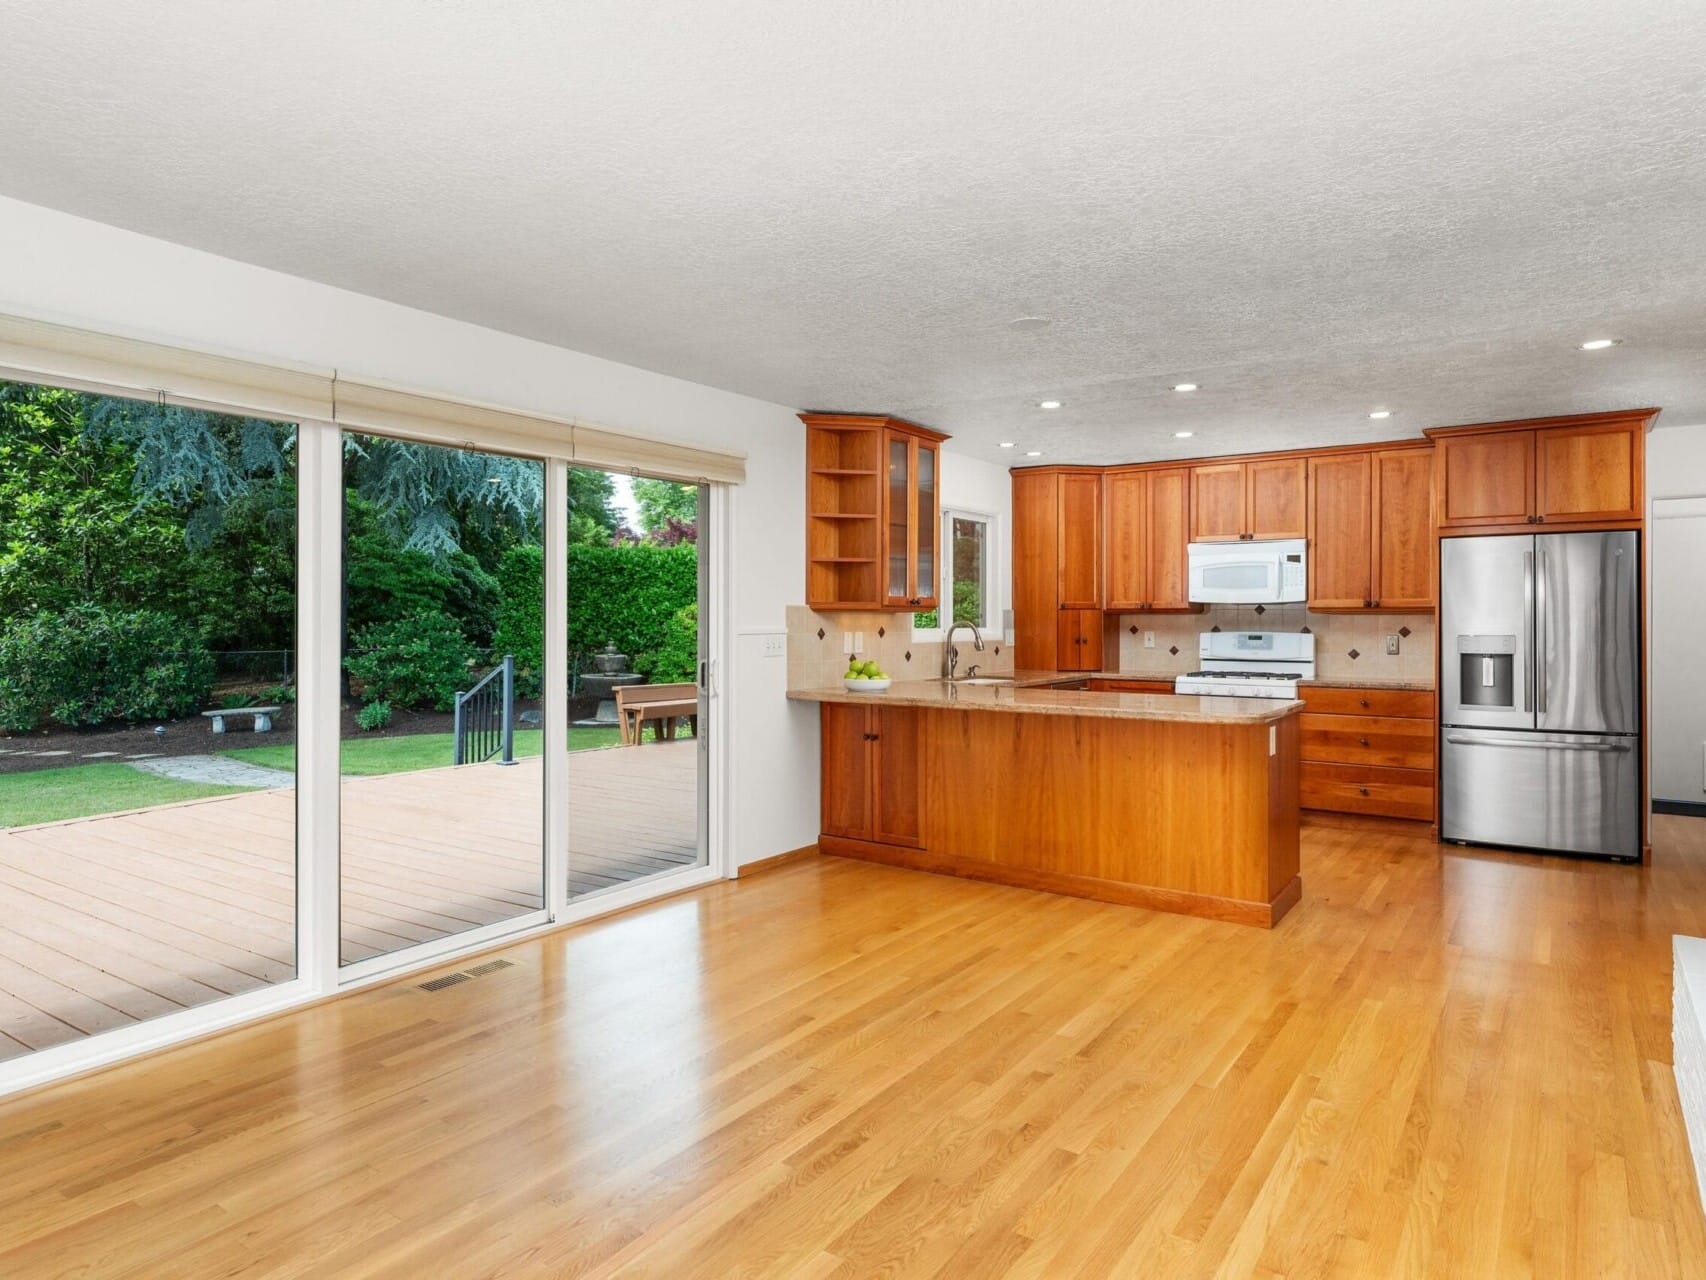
left=0, top=741, right=700, bottom=1061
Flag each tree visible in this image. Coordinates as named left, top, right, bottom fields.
left=632, top=477, right=698, bottom=535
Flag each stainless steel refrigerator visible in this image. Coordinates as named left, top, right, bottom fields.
left=1440, top=530, right=1642, bottom=860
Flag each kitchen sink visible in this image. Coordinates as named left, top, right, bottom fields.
left=946, top=676, right=1017, bottom=686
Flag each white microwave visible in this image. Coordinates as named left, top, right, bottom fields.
left=1187, top=538, right=1307, bottom=604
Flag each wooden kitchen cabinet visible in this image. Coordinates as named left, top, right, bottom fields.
left=1057, top=472, right=1102, bottom=608
left=1104, top=466, right=1193, bottom=613
left=1307, top=446, right=1435, bottom=611
left=1057, top=609, right=1104, bottom=672
left=1298, top=685, right=1436, bottom=821
left=1191, top=457, right=1305, bottom=541
left=819, top=703, right=923, bottom=848
left=1307, top=452, right=1373, bottom=610
left=1427, top=410, right=1652, bottom=533
left=1013, top=467, right=1105, bottom=669
left=1087, top=678, right=1175, bottom=694
left=802, top=412, right=947, bottom=610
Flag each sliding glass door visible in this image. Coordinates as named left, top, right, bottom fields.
left=337, top=433, right=546, bottom=967
left=565, top=470, right=709, bottom=899
left=0, top=380, right=297, bottom=1063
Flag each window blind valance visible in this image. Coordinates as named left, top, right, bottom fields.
left=0, top=313, right=747, bottom=484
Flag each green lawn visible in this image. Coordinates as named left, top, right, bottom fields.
left=0, top=763, right=251, bottom=829
left=220, top=724, right=642, bottom=776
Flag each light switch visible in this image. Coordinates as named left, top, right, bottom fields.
left=761, top=633, right=786, bottom=658
left=1144, top=630, right=1156, bottom=649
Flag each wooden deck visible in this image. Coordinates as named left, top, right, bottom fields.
left=0, top=742, right=699, bottom=1062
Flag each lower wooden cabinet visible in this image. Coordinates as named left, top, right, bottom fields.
left=820, top=702, right=923, bottom=847
left=1298, top=686, right=1436, bottom=821
left=1056, top=609, right=1104, bottom=672
left=1087, top=678, right=1175, bottom=694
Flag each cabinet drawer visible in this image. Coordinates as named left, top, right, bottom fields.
left=1300, top=713, right=1435, bottom=769
left=1300, top=686, right=1435, bottom=719
left=1088, top=678, right=1176, bottom=694
left=1301, top=763, right=1435, bottom=821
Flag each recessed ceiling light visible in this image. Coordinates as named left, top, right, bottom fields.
left=1008, top=316, right=1052, bottom=332
left=1025, top=450, right=1043, bottom=457
left=1580, top=338, right=1621, bottom=350
left=1038, top=400, right=1063, bottom=410
left=999, top=441, right=1015, bottom=448
left=1172, top=383, right=1199, bottom=392
left=1368, top=410, right=1392, bottom=420
left=1174, top=431, right=1194, bottom=439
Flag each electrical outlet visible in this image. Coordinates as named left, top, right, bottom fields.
left=1385, top=634, right=1401, bottom=656
left=761, top=633, right=786, bottom=658
left=1144, top=630, right=1156, bottom=649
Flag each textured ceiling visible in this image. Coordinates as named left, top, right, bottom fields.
left=3, top=0, right=1706, bottom=464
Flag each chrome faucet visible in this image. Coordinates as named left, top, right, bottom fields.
left=943, top=621, right=985, bottom=681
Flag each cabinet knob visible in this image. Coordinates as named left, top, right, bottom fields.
left=1359, top=736, right=1370, bottom=747
left=1359, top=698, right=1370, bottom=708
left=1359, top=787, right=1370, bottom=797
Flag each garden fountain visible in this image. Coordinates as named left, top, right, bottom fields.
left=573, top=644, right=645, bottom=727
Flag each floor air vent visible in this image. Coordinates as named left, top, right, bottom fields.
left=417, top=957, right=516, bottom=991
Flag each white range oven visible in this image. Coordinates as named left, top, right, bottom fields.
left=1187, top=538, right=1307, bottom=605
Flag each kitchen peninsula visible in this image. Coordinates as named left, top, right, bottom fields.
left=788, top=675, right=1303, bottom=927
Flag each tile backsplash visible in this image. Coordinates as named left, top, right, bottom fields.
left=785, top=603, right=1432, bottom=689
left=786, top=606, right=1015, bottom=689
left=1109, top=604, right=1434, bottom=683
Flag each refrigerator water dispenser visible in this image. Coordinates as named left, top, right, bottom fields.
left=1455, top=634, right=1516, bottom=709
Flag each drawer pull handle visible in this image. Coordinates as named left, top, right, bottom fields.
left=1359, top=787, right=1370, bottom=796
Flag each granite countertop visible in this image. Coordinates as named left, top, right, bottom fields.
left=787, top=681, right=1302, bottom=725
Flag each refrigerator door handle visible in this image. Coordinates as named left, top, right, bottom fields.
left=1444, top=732, right=1632, bottom=753
left=1535, top=548, right=1547, bottom=716
left=1522, top=549, right=1534, bottom=713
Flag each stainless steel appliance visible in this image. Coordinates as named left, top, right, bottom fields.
left=1174, top=631, right=1315, bottom=699
left=1187, top=539, right=1307, bottom=605
left=1440, top=531, right=1641, bottom=860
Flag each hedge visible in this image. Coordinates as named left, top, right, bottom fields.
left=0, top=605, right=216, bottom=732
left=568, top=544, right=697, bottom=674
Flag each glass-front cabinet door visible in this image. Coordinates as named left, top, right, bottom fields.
left=883, top=430, right=940, bottom=610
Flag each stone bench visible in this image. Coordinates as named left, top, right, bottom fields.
left=202, top=706, right=282, bottom=734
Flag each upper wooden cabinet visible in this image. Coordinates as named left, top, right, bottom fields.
left=1013, top=467, right=1104, bottom=669
left=803, top=413, right=947, bottom=610
left=1190, top=457, right=1306, bottom=541
left=1105, top=466, right=1193, bottom=612
left=1426, top=410, right=1654, bottom=533
left=1056, top=472, right=1102, bottom=609
left=1307, top=446, right=1435, bottom=611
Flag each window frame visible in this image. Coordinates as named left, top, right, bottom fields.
left=912, top=507, right=999, bottom=639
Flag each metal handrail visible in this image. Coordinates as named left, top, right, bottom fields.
left=453, top=654, right=516, bottom=766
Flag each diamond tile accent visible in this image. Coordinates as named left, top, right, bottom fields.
left=1168, top=645, right=1180, bottom=656
left=904, top=650, right=912, bottom=662
left=816, top=628, right=825, bottom=640
left=1347, top=647, right=1361, bottom=660
left=1254, top=604, right=1266, bottom=615
left=1129, top=624, right=1139, bottom=635
left=1210, top=624, right=1222, bottom=633
left=993, top=646, right=1001, bottom=656
left=877, top=626, right=886, bottom=638
left=1398, top=625, right=1412, bottom=638
left=1300, top=625, right=1312, bottom=634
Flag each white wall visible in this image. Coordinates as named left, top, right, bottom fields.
left=1650, top=424, right=1706, bottom=806
left=0, top=195, right=815, bottom=866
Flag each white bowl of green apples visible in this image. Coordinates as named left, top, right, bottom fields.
left=842, top=659, right=892, bottom=692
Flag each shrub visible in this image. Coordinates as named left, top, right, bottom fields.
left=344, top=610, right=474, bottom=711
left=636, top=603, right=698, bottom=683
left=356, top=699, right=393, bottom=732
left=0, top=605, right=216, bottom=732
left=493, top=544, right=544, bottom=695
left=567, top=543, right=697, bottom=673
left=343, top=495, right=498, bottom=644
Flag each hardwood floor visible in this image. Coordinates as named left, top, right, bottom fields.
left=3, top=816, right=1706, bottom=1277
left=0, top=743, right=698, bottom=1060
